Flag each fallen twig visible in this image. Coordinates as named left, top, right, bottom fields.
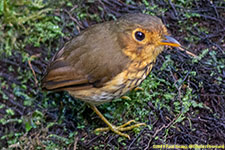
left=73, top=136, right=79, bottom=150
left=144, top=113, right=181, bottom=150
left=28, top=53, right=41, bottom=86
left=178, top=46, right=198, bottom=58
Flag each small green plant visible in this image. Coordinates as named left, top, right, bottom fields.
left=142, top=0, right=167, bottom=16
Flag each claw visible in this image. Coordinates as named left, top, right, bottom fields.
left=121, top=96, right=132, bottom=100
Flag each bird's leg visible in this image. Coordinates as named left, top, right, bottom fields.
left=88, top=104, right=146, bottom=139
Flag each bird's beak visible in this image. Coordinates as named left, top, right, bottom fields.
left=159, top=35, right=181, bottom=47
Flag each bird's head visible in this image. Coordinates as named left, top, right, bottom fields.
left=114, top=13, right=180, bottom=62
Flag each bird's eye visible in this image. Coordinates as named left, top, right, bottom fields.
left=135, top=31, right=145, bottom=41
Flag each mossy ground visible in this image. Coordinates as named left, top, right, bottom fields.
left=0, top=0, right=224, bottom=149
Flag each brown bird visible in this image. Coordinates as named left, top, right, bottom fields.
left=42, top=13, right=180, bottom=139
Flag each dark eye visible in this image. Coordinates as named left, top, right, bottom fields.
left=135, top=31, right=145, bottom=41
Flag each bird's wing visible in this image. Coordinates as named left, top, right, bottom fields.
left=41, top=23, right=130, bottom=91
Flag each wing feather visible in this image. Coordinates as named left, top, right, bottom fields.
left=41, top=22, right=130, bottom=91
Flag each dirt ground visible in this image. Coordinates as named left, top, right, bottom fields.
left=0, top=0, right=224, bottom=149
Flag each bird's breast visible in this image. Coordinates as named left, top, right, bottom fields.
left=69, top=61, right=155, bottom=105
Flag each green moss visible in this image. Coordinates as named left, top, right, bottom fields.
left=0, top=0, right=63, bottom=56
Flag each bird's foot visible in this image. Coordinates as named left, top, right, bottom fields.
left=94, top=120, right=146, bottom=139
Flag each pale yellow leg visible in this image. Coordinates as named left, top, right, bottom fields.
left=89, top=104, right=146, bottom=139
